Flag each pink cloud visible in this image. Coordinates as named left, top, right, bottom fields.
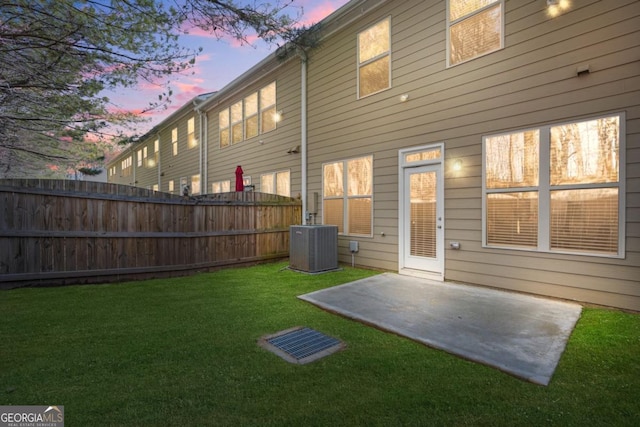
left=298, top=2, right=340, bottom=26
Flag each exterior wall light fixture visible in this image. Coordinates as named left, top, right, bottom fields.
left=453, top=159, right=463, bottom=171
left=547, top=0, right=570, bottom=17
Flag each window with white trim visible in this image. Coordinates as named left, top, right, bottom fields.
left=260, top=170, right=290, bottom=197
left=121, top=156, right=132, bottom=177
left=219, top=109, right=230, bottom=148
left=191, top=174, right=201, bottom=195
left=447, top=0, right=503, bottom=66
left=211, top=180, right=231, bottom=193
left=147, top=140, right=158, bottom=168
left=187, top=117, right=197, bottom=148
left=323, top=156, right=373, bottom=236
left=483, top=113, right=624, bottom=257
left=168, top=180, right=174, bottom=193
left=172, top=127, right=178, bottom=156
left=219, top=82, right=277, bottom=148
left=358, top=17, right=391, bottom=98
left=244, top=92, right=259, bottom=139
left=260, top=82, right=277, bottom=134
left=231, top=101, right=243, bottom=144
left=137, top=149, right=143, bottom=167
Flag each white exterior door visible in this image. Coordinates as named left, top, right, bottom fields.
left=399, top=145, right=444, bottom=280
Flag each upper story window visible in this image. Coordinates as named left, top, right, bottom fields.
left=172, top=127, right=178, bottom=156
left=137, top=149, right=143, bottom=167
left=323, top=156, right=373, bottom=236
left=244, top=93, right=259, bottom=139
left=147, top=139, right=159, bottom=168
left=483, top=113, right=625, bottom=257
left=218, top=81, right=277, bottom=148
left=358, top=17, right=391, bottom=98
left=121, top=156, right=132, bottom=177
left=260, top=82, right=277, bottom=133
left=231, top=101, right=243, bottom=144
left=219, top=110, right=230, bottom=148
left=187, top=117, right=197, bottom=149
left=447, top=0, right=503, bottom=66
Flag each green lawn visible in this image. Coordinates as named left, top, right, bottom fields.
left=1, top=262, right=639, bottom=426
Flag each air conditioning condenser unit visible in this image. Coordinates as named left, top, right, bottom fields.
left=289, top=225, right=338, bottom=273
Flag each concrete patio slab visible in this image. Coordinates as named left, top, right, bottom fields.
left=298, top=273, right=582, bottom=386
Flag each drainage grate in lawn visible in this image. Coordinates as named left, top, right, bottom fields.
left=258, top=326, right=345, bottom=364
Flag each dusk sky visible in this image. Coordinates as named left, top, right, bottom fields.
left=108, top=0, right=350, bottom=138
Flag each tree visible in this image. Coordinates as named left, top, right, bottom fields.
left=0, top=0, right=304, bottom=178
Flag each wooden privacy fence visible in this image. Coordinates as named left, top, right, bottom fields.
left=0, top=179, right=302, bottom=288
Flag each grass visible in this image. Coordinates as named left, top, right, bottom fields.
left=1, top=262, right=639, bottom=426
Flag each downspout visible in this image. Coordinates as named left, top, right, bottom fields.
left=203, top=112, right=208, bottom=193
left=131, top=146, right=136, bottom=187
left=300, top=51, right=308, bottom=225
left=194, top=100, right=203, bottom=194
left=157, top=133, right=161, bottom=190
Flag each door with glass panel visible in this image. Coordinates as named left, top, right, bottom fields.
left=403, top=165, right=443, bottom=274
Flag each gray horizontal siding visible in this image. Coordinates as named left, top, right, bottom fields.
left=206, top=60, right=303, bottom=196
left=305, top=0, right=640, bottom=310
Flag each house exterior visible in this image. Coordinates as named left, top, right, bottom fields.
left=108, top=0, right=640, bottom=311
left=108, top=93, right=214, bottom=194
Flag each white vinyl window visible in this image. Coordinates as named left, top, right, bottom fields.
left=323, top=156, right=373, bottom=236
left=483, top=113, right=625, bottom=257
left=187, top=117, right=197, bottom=148
left=121, top=156, right=132, bottom=177
left=260, top=170, right=290, bottom=197
left=260, top=82, right=277, bottom=134
left=447, top=0, right=503, bottom=66
left=244, top=92, right=259, bottom=140
left=147, top=139, right=159, bottom=168
left=220, top=82, right=277, bottom=148
left=168, top=180, right=174, bottom=193
left=137, top=149, right=143, bottom=167
left=231, top=101, right=243, bottom=144
left=219, top=109, right=230, bottom=148
left=191, top=174, right=201, bottom=195
left=172, top=127, right=178, bottom=156
left=211, top=180, right=231, bottom=194
left=358, top=18, right=391, bottom=98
